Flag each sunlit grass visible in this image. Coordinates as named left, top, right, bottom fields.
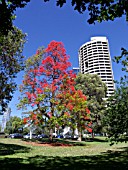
left=0, top=138, right=127, bottom=157
left=0, top=138, right=127, bottom=170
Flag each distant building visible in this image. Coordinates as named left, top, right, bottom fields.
left=72, top=67, right=80, bottom=75
left=1, top=108, right=11, bottom=132
left=78, top=36, right=115, bottom=98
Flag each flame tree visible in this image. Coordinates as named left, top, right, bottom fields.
left=18, top=41, right=91, bottom=140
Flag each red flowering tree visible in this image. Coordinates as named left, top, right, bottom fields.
left=18, top=40, right=91, bottom=141
left=18, top=41, right=72, bottom=137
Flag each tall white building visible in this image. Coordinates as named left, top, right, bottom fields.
left=79, top=36, right=115, bottom=98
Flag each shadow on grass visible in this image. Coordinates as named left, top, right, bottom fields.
left=0, top=146, right=127, bottom=170
left=0, top=142, right=30, bottom=156
left=21, top=137, right=108, bottom=147
left=22, top=138, right=87, bottom=146
left=86, top=137, right=108, bottom=143
left=53, top=138, right=87, bottom=146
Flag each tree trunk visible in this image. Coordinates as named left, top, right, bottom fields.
left=91, top=129, right=94, bottom=139
left=49, top=128, right=53, bottom=142
left=30, top=125, right=32, bottom=140
left=77, top=127, right=82, bottom=141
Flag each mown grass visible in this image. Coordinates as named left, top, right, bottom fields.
left=0, top=138, right=127, bottom=170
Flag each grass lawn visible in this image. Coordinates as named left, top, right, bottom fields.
left=0, top=137, right=127, bottom=170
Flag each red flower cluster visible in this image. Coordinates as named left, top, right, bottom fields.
left=86, top=108, right=90, bottom=114
left=23, top=117, right=29, bottom=124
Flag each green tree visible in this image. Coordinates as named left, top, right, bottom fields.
left=5, top=116, right=23, bottom=134
left=104, top=84, right=128, bottom=144
left=0, top=26, right=26, bottom=114
left=104, top=48, right=128, bottom=144
left=75, top=73, right=107, bottom=137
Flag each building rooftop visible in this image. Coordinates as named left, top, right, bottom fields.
left=91, top=36, right=107, bottom=42
left=79, top=36, right=108, bottom=49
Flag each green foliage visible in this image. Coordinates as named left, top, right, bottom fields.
left=44, top=0, right=128, bottom=24
left=75, top=73, right=107, bottom=133
left=4, top=116, right=23, bottom=134
left=103, top=47, right=128, bottom=144
left=113, top=48, right=128, bottom=86
left=22, top=127, right=29, bottom=135
left=1, top=0, right=127, bottom=36
left=113, top=48, right=128, bottom=74
left=18, top=47, right=45, bottom=110
left=0, top=26, right=26, bottom=113
left=25, top=46, right=45, bottom=72
left=75, top=73, right=107, bottom=102
left=0, top=0, right=30, bottom=35
left=104, top=85, right=128, bottom=144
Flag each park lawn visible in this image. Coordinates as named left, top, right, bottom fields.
left=0, top=138, right=127, bottom=170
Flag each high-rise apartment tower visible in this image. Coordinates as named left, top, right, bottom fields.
left=79, top=36, right=115, bottom=98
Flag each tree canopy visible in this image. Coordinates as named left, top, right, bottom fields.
left=0, top=0, right=30, bottom=35
left=113, top=47, right=128, bottom=75
left=0, top=26, right=26, bottom=113
left=0, top=0, right=128, bottom=36
left=4, top=116, right=22, bottom=134
left=104, top=84, right=128, bottom=144
left=45, top=0, right=128, bottom=24
left=75, top=73, right=107, bottom=134
left=104, top=47, right=128, bottom=143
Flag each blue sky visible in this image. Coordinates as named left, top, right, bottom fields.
left=8, top=0, right=128, bottom=117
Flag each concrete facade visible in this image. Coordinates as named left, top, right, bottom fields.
left=79, top=37, right=115, bottom=98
